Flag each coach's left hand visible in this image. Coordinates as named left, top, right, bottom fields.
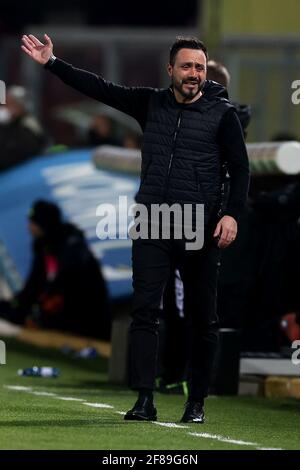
left=213, top=215, right=237, bottom=249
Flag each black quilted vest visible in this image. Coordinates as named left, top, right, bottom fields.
left=136, top=80, right=233, bottom=224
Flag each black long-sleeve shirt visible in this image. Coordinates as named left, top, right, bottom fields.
left=46, top=58, right=249, bottom=220
left=217, top=108, right=250, bottom=220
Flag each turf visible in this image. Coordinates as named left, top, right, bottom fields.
left=0, top=339, right=299, bottom=450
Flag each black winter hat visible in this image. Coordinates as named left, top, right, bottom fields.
left=28, top=200, right=62, bottom=232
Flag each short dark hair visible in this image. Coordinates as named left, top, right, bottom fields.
left=169, top=37, right=208, bottom=66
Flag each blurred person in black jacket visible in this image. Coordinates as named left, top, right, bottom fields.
left=161, top=64, right=300, bottom=356
left=0, top=86, right=45, bottom=171
left=0, top=200, right=110, bottom=339
left=206, top=60, right=251, bottom=138
left=159, top=59, right=252, bottom=389
left=242, top=178, right=300, bottom=350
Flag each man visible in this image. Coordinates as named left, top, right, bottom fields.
left=21, top=34, right=249, bottom=423
left=0, top=85, right=45, bottom=171
left=207, top=60, right=251, bottom=137
left=0, top=200, right=110, bottom=339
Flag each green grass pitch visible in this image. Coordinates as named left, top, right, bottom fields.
left=0, top=339, right=299, bottom=450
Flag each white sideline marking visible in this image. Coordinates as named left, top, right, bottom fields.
left=189, top=432, right=258, bottom=447
left=54, top=396, right=84, bottom=402
left=5, top=385, right=32, bottom=391
left=257, top=447, right=282, bottom=451
left=154, top=422, right=188, bottom=429
left=189, top=432, right=282, bottom=450
left=5, top=386, right=82, bottom=401
left=83, top=402, right=114, bottom=409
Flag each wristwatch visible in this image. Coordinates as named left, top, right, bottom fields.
left=46, top=54, right=56, bottom=67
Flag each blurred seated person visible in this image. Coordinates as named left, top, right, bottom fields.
left=0, top=86, right=45, bottom=171
left=0, top=200, right=111, bottom=339
left=87, top=114, right=121, bottom=147
left=123, top=133, right=141, bottom=149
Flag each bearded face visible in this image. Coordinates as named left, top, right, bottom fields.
left=168, top=48, right=207, bottom=103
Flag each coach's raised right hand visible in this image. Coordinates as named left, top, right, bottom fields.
left=21, top=34, right=53, bottom=65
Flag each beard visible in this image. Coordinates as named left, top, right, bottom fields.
left=172, top=76, right=204, bottom=100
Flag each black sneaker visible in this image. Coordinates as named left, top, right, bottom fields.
left=180, top=401, right=205, bottom=423
left=124, top=396, right=157, bottom=421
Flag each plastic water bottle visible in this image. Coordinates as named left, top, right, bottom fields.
left=17, top=366, right=60, bottom=378
left=74, top=347, right=99, bottom=359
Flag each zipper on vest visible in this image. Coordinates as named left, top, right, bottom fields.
left=164, top=111, right=182, bottom=199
